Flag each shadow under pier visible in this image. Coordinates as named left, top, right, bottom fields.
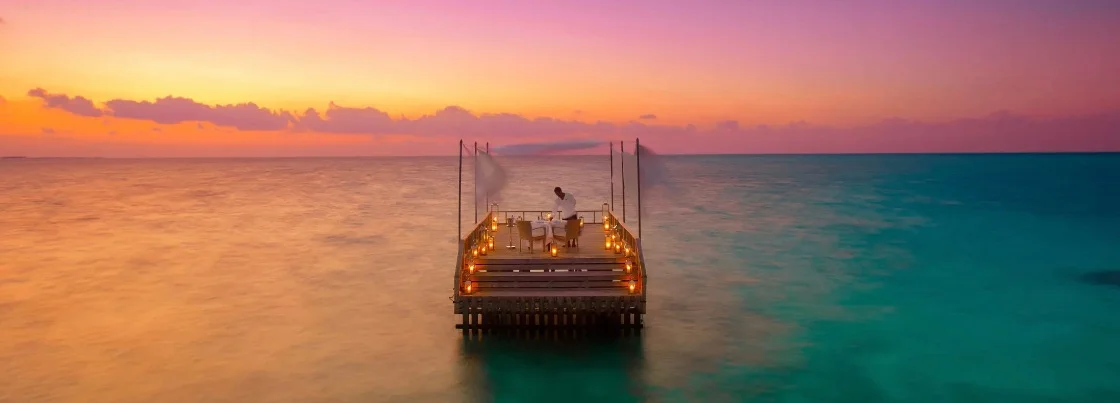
left=457, top=327, right=648, bottom=401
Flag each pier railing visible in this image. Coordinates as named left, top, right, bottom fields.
left=607, top=210, right=647, bottom=307
left=455, top=210, right=496, bottom=298
left=490, top=209, right=606, bottom=225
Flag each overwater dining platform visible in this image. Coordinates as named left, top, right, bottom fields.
left=452, top=209, right=647, bottom=330
left=450, top=138, right=651, bottom=330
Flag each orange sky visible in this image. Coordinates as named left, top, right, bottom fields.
left=2, top=0, right=1119, bottom=156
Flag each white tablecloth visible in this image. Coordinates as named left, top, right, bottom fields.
left=530, top=219, right=566, bottom=245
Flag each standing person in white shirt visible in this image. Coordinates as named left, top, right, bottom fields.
left=551, top=187, right=578, bottom=247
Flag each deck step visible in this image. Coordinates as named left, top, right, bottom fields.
left=475, top=256, right=629, bottom=265
left=475, top=282, right=626, bottom=289
left=474, top=263, right=624, bottom=272
left=467, top=289, right=637, bottom=297
left=468, top=271, right=631, bottom=282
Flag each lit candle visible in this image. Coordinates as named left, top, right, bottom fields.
left=488, top=238, right=495, bottom=249
left=472, top=248, right=479, bottom=258
left=625, top=259, right=632, bottom=273
left=465, top=280, right=473, bottom=294
left=605, top=239, right=612, bottom=250
left=491, top=221, right=498, bottom=231
left=550, top=245, right=558, bottom=257
left=578, top=216, right=584, bottom=228
left=624, top=245, right=631, bottom=255
left=469, top=262, right=476, bottom=273
left=614, top=242, right=622, bottom=254
left=628, top=280, right=636, bottom=293
left=480, top=243, right=488, bottom=256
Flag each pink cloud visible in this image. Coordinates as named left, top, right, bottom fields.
left=16, top=88, right=1120, bottom=154
left=295, top=104, right=394, bottom=134
left=664, top=112, right=1120, bottom=154
left=104, top=97, right=293, bottom=131
left=27, top=88, right=103, bottom=117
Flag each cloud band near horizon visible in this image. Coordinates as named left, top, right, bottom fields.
left=18, top=88, right=1120, bottom=154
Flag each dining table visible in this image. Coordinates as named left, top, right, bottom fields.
left=529, top=218, right=567, bottom=247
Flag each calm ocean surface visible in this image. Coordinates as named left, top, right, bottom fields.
left=2, top=154, right=1119, bottom=403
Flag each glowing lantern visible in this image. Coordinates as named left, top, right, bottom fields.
left=604, top=219, right=610, bottom=231
left=625, top=259, right=632, bottom=273
left=624, top=244, right=631, bottom=255
left=601, top=203, right=609, bottom=220
left=469, top=262, right=476, bottom=274
left=547, top=212, right=552, bottom=220
left=465, top=280, right=473, bottom=294
left=480, top=243, right=488, bottom=256
left=472, top=247, right=479, bottom=258
left=488, top=237, right=495, bottom=250
left=550, top=245, right=558, bottom=257
left=491, top=221, right=498, bottom=231
left=628, top=280, right=636, bottom=293
left=578, top=216, right=584, bottom=228
left=605, top=239, right=612, bottom=250
left=614, top=242, right=622, bottom=254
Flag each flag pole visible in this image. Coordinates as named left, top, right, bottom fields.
left=620, top=141, right=626, bottom=222
left=473, top=142, right=478, bottom=223
left=609, top=141, right=615, bottom=213
left=485, top=142, right=489, bottom=214
left=636, top=138, right=642, bottom=238
left=458, top=139, right=463, bottom=238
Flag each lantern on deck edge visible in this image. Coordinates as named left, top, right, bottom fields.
left=602, top=204, right=611, bottom=231
left=464, top=280, right=473, bottom=294
left=614, top=241, right=622, bottom=254
left=578, top=215, right=584, bottom=228
left=472, top=246, right=479, bottom=258
left=605, top=237, right=612, bottom=250
left=624, top=259, right=632, bottom=273
left=468, top=261, right=476, bottom=274
left=628, top=280, right=636, bottom=293
left=550, top=244, right=559, bottom=257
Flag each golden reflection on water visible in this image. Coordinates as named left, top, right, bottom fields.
left=0, top=157, right=814, bottom=402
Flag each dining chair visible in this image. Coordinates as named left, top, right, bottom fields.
left=516, top=220, right=545, bottom=253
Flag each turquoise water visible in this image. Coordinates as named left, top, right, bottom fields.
left=1, top=154, right=1118, bottom=402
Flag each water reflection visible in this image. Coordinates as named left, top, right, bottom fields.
left=458, top=329, right=647, bottom=402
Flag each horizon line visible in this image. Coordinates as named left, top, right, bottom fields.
left=3, top=151, right=1118, bottom=160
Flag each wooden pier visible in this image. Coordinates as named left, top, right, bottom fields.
left=453, top=210, right=647, bottom=330
left=452, top=139, right=649, bottom=330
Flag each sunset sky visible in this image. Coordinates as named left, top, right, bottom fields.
left=1, top=0, right=1118, bottom=156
